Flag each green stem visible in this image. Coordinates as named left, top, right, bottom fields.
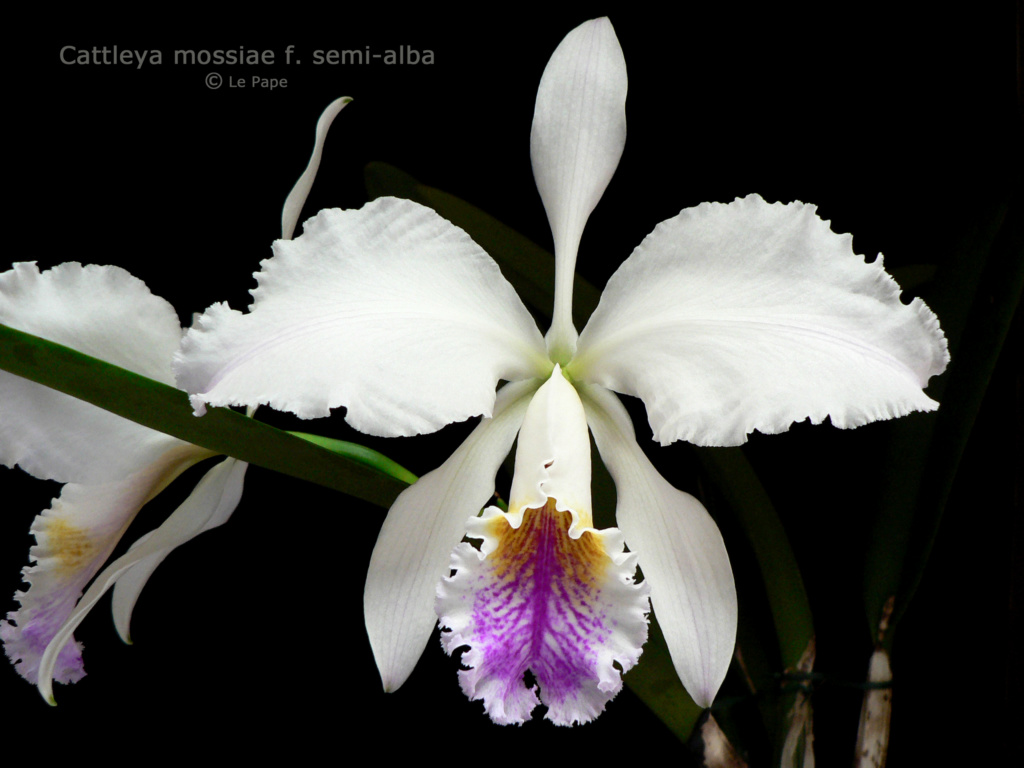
left=0, top=324, right=409, bottom=508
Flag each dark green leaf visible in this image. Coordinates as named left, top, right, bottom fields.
left=0, top=325, right=410, bottom=508
left=626, top=611, right=705, bottom=741
left=864, top=193, right=1023, bottom=646
left=695, top=447, right=813, bottom=672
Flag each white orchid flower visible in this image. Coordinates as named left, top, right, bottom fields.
left=1, top=97, right=350, bottom=703
left=175, top=19, right=948, bottom=724
left=0, top=262, right=247, bottom=704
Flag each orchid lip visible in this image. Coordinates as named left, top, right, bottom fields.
left=437, top=497, right=649, bottom=725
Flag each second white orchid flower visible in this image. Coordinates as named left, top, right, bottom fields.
left=176, top=19, right=948, bottom=724
left=1, top=97, right=351, bottom=703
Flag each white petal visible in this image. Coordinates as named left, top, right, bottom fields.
left=177, top=197, right=549, bottom=436
left=572, top=195, right=950, bottom=447
left=0, top=263, right=189, bottom=482
left=581, top=384, right=737, bottom=708
left=281, top=97, right=351, bottom=241
left=530, top=17, right=627, bottom=355
left=1, top=444, right=203, bottom=689
left=35, top=457, right=248, bottom=703
left=508, top=366, right=592, bottom=529
left=364, top=379, right=539, bottom=690
left=111, top=458, right=248, bottom=644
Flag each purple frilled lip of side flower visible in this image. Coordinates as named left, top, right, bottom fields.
left=1, top=595, right=86, bottom=687
left=171, top=18, right=948, bottom=723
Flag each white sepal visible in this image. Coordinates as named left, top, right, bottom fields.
left=281, top=97, right=351, bottom=240
left=363, top=379, right=539, bottom=691
left=110, top=457, right=248, bottom=644
left=581, top=383, right=737, bottom=708
left=530, top=17, right=627, bottom=355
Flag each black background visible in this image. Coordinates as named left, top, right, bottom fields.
left=4, top=6, right=1019, bottom=764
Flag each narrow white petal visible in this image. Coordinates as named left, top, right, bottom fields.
left=530, top=17, right=627, bottom=355
left=0, top=263, right=189, bottom=482
left=581, top=384, right=737, bottom=708
left=281, top=97, right=351, bottom=241
left=177, top=197, right=549, bottom=436
left=1, top=444, right=204, bottom=690
left=110, top=458, right=248, bottom=644
left=573, top=195, right=949, bottom=447
left=36, top=457, right=248, bottom=702
left=364, top=379, right=539, bottom=690
left=507, top=366, right=592, bottom=528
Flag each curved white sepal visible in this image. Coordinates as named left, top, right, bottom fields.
left=581, top=384, right=736, bottom=708
left=110, top=458, right=248, bottom=644
left=437, top=501, right=649, bottom=726
left=177, top=198, right=549, bottom=436
left=508, top=366, right=592, bottom=530
left=0, top=263, right=189, bottom=483
left=572, top=195, right=949, bottom=446
left=1, top=444, right=203, bottom=691
left=531, top=17, right=627, bottom=355
left=281, top=97, right=351, bottom=240
left=364, top=379, right=539, bottom=691
left=35, top=457, right=248, bottom=703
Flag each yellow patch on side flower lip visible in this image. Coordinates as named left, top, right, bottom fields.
left=42, top=518, right=100, bottom=578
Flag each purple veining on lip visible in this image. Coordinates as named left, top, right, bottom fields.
left=438, top=500, right=649, bottom=725
left=1, top=594, right=85, bottom=685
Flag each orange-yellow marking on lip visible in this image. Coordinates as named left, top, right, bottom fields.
left=438, top=496, right=651, bottom=725
left=486, top=498, right=608, bottom=585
